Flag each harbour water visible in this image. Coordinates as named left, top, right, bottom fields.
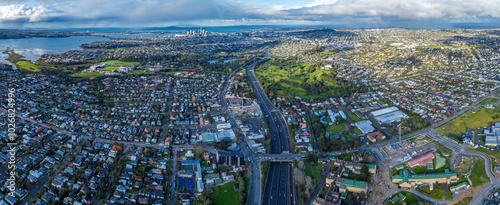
left=0, top=25, right=262, bottom=65
left=0, top=36, right=109, bottom=64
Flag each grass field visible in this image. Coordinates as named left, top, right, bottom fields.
left=15, top=60, right=41, bottom=72
left=480, top=98, right=499, bottom=105
left=255, top=59, right=352, bottom=100
left=321, top=50, right=336, bottom=55
left=12, top=59, right=59, bottom=73
left=234, top=51, right=250, bottom=55
left=327, top=124, right=345, bottom=134
left=417, top=186, right=432, bottom=195
left=430, top=188, right=445, bottom=200
left=305, top=163, right=323, bottom=183
left=130, top=70, right=149, bottom=74
left=346, top=134, right=356, bottom=142
left=352, top=127, right=364, bottom=135
left=471, top=146, right=500, bottom=159
left=412, top=166, right=428, bottom=174
left=102, top=66, right=120, bottom=71
left=71, top=72, right=104, bottom=78
left=216, top=52, right=228, bottom=56
left=244, top=174, right=249, bottom=197
left=469, top=158, right=490, bottom=187
left=445, top=189, right=453, bottom=200
left=343, top=109, right=362, bottom=122
left=377, top=99, right=389, bottom=106
left=6, top=52, right=60, bottom=73
left=437, top=102, right=500, bottom=134
left=211, top=182, right=239, bottom=205
left=6, top=52, right=39, bottom=72
left=99, top=60, right=140, bottom=66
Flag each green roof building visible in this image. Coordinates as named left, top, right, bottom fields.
left=392, top=169, right=458, bottom=188
left=365, top=164, right=377, bottom=173
left=450, top=182, right=469, bottom=192
left=337, top=178, right=367, bottom=193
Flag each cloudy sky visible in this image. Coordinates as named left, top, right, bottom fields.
left=0, top=0, right=499, bottom=28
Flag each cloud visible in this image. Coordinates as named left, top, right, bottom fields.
left=33, top=0, right=282, bottom=27
left=287, top=0, right=500, bottom=21
left=0, top=5, right=49, bottom=23
left=47, top=0, right=287, bottom=27
left=305, top=0, right=339, bottom=7
left=0, top=0, right=499, bottom=28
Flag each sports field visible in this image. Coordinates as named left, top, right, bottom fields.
left=437, top=99, right=500, bottom=134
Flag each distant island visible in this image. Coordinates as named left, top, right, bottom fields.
left=0, top=29, right=91, bottom=39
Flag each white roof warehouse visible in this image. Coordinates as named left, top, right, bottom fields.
left=371, top=106, right=408, bottom=125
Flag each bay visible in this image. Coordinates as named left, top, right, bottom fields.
left=0, top=36, right=109, bottom=64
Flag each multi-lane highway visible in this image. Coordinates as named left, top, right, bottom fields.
left=246, top=63, right=291, bottom=154
left=218, top=69, right=264, bottom=205
left=246, top=62, right=294, bottom=205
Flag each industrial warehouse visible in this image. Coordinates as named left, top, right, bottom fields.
left=370, top=107, right=408, bottom=125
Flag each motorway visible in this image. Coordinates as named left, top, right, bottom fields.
left=246, top=63, right=291, bottom=154
left=246, top=62, right=294, bottom=205
left=8, top=67, right=499, bottom=204
left=218, top=69, right=264, bottom=205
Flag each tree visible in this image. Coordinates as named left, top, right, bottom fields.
left=298, top=161, right=306, bottom=171
left=361, top=154, right=369, bottom=163
left=318, top=152, right=324, bottom=159
left=359, top=164, right=371, bottom=183
left=144, top=149, right=151, bottom=157
left=306, top=153, right=318, bottom=164
left=330, top=165, right=338, bottom=172
left=200, top=190, right=208, bottom=202
left=237, top=173, right=246, bottom=205
left=359, top=191, right=366, bottom=200
left=293, top=167, right=305, bottom=185
left=305, top=176, right=313, bottom=193
left=319, top=187, right=327, bottom=198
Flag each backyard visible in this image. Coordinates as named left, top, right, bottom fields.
left=327, top=124, right=345, bottom=135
